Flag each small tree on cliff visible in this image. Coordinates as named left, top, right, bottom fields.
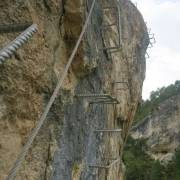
left=150, top=161, right=164, bottom=180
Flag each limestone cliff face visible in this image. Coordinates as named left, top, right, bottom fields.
left=131, top=95, right=180, bottom=163
left=0, top=0, right=148, bottom=179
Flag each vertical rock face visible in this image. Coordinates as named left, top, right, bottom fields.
left=0, top=0, right=148, bottom=179
left=131, top=95, right=180, bottom=163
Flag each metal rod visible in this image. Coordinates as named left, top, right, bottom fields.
left=116, top=88, right=127, bottom=90
left=102, top=46, right=121, bottom=51
left=90, top=99, right=115, bottom=103
left=94, top=129, right=122, bottom=132
left=114, top=81, right=128, bottom=84
left=102, top=6, right=117, bottom=10
left=116, top=1, right=122, bottom=47
left=110, top=49, right=121, bottom=53
left=145, top=52, right=150, bottom=59
left=88, top=158, right=121, bottom=169
left=110, top=158, right=121, bottom=167
left=149, top=37, right=156, bottom=44
left=76, top=94, right=119, bottom=103
left=89, top=101, right=119, bottom=104
left=0, top=22, right=33, bottom=33
left=76, top=94, right=111, bottom=97
left=89, top=164, right=110, bottom=169
left=148, top=42, right=153, bottom=48
left=101, top=23, right=117, bottom=29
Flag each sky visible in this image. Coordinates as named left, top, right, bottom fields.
left=132, top=0, right=180, bottom=99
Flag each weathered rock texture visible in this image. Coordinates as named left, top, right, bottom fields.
left=0, top=0, right=148, bottom=179
left=131, top=95, right=180, bottom=163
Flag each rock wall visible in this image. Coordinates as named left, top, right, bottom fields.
left=131, top=95, right=180, bottom=163
left=0, top=0, right=148, bottom=179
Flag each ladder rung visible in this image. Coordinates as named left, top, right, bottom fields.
left=102, top=6, right=117, bottom=10
left=0, top=22, right=33, bottom=33
left=102, top=46, right=121, bottom=51
left=76, top=94, right=111, bottom=98
left=88, top=158, right=120, bottom=169
left=89, top=101, right=119, bottom=104
left=114, top=81, right=129, bottom=84
left=89, top=99, right=119, bottom=104
left=89, top=164, right=110, bottom=169
left=110, top=158, right=121, bottom=167
left=101, top=23, right=117, bottom=28
left=76, top=94, right=119, bottom=104
left=110, top=48, right=122, bottom=53
left=116, top=88, right=127, bottom=91
left=114, top=81, right=129, bottom=88
left=94, top=129, right=122, bottom=133
left=126, top=56, right=136, bottom=59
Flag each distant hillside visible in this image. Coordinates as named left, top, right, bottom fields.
left=134, top=80, right=180, bottom=123
left=132, top=94, right=180, bottom=162
left=123, top=81, right=180, bottom=180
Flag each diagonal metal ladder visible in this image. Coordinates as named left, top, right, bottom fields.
left=77, top=1, right=124, bottom=173
left=101, top=0, right=122, bottom=53
left=89, top=130, right=122, bottom=169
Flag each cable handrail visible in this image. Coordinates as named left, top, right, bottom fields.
left=6, top=0, right=96, bottom=179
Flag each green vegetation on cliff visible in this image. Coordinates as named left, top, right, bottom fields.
left=124, top=81, right=180, bottom=179
left=124, top=137, right=180, bottom=180
left=135, top=80, right=180, bottom=123
left=123, top=137, right=155, bottom=180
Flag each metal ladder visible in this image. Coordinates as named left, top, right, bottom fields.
left=101, top=0, right=122, bottom=53
left=75, top=1, right=127, bottom=176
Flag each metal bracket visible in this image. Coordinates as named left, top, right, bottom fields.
left=114, top=81, right=129, bottom=91
left=133, top=2, right=137, bottom=7
left=0, top=22, right=33, bottom=34
left=102, top=46, right=121, bottom=51
left=75, top=94, right=119, bottom=104
left=148, top=30, right=156, bottom=49
left=94, top=129, right=122, bottom=133
left=145, top=52, right=150, bottom=59
left=101, top=23, right=117, bottom=29
left=88, top=158, right=121, bottom=169
left=102, top=6, right=117, bottom=10
left=114, top=81, right=129, bottom=85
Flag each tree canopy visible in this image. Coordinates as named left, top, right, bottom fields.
left=124, top=137, right=180, bottom=180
